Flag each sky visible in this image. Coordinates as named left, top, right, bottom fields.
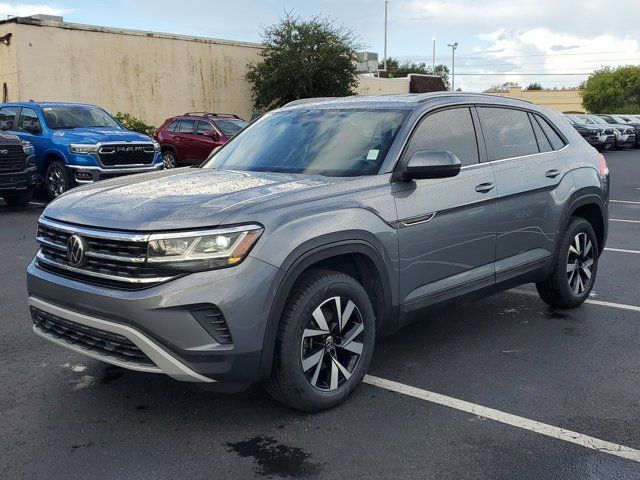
left=1, top=0, right=638, bottom=91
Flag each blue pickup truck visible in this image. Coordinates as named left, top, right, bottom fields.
left=0, top=102, right=163, bottom=198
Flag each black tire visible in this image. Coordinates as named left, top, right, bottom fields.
left=3, top=188, right=34, bottom=207
left=265, top=269, right=376, bottom=412
left=162, top=150, right=178, bottom=169
left=45, top=160, right=72, bottom=199
left=536, top=217, right=599, bottom=309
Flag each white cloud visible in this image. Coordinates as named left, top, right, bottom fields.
left=0, top=3, right=69, bottom=19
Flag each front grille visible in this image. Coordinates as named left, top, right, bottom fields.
left=98, top=143, right=155, bottom=167
left=36, top=219, right=177, bottom=290
left=0, top=144, right=26, bottom=172
left=31, top=307, right=155, bottom=366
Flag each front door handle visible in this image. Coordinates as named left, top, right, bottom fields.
left=545, top=169, right=560, bottom=178
left=475, top=182, right=494, bottom=193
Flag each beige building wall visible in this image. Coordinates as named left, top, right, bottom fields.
left=0, top=31, right=20, bottom=101
left=1, top=19, right=262, bottom=125
left=492, top=86, right=585, bottom=113
left=356, top=75, right=410, bottom=95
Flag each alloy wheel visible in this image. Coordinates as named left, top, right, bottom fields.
left=300, top=296, right=365, bottom=391
left=566, top=232, right=594, bottom=295
left=163, top=152, right=177, bottom=169
left=47, top=165, right=66, bottom=197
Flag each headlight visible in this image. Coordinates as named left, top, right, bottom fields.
left=69, top=144, right=98, bottom=154
left=152, top=140, right=160, bottom=152
left=21, top=140, right=35, bottom=156
left=147, top=224, right=263, bottom=271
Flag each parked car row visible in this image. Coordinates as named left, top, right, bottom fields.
left=0, top=102, right=247, bottom=205
left=564, top=113, right=639, bottom=151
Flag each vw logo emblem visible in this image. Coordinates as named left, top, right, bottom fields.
left=66, top=235, right=86, bottom=266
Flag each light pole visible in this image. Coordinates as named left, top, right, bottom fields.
left=383, top=1, right=389, bottom=72
left=447, top=42, right=458, bottom=91
left=432, top=37, right=436, bottom=73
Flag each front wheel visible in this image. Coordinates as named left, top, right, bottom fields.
left=3, top=188, right=34, bottom=207
left=162, top=150, right=178, bottom=169
left=265, top=270, right=376, bottom=412
left=536, top=217, right=599, bottom=308
left=45, top=161, right=72, bottom=199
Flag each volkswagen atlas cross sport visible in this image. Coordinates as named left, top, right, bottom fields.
left=27, top=93, right=610, bottom=411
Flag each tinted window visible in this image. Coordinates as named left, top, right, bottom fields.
left=404, top=107, right=479, bottom=166
left=598, top=115, right=615, bottom=124
left=197, top=121, right=215, bottom=135
left=167, top=120, right=180, bottom=132
left=41, top=105, right=120, bottom=129
left=17, top=107, right=41, bottom=132
left=534, top=114, right=565, bottom=150
left=0, top=106, right=19, bottom=130
left=206, top=109, right=408, bottom=177
left=478, top=107, right=538, bottom=160
left=177, top=119, right=195, bottom=133
left=214, top=118, right=247, bottom=136
left=529, top=113, right=552, bottom=153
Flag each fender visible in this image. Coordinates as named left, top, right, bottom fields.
left=559, top=189, right=608, bottom=255
left=257, top=233, right=395, bottom=379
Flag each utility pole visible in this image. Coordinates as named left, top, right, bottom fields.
left=447, top=42, right=458, bottom=91
left=432, top=37, right=436, bottom=73
left=383, top=1, right=389, bottom=72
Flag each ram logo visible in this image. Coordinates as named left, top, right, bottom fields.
left=0, top=149, right=8, bottom=155
left=116, top=146, right=145, bottom=153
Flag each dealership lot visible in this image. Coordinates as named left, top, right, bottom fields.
left=1, top=150, right=640, bottom=479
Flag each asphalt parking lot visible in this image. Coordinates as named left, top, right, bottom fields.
left=2, top=150, right=640, bottom=480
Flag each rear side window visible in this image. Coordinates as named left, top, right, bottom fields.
left=177, top=119, right=195, bottom=133
left=529, top=113, right=552, bottom=153
left=533, top=114, right=566, bottom=150
left=16, top=107, right=41, bottom=132
left=478, top=107, right=538, bottom=160
left=0, top=106, right=19, bottom=130
left=404, top=107, right=479, bottom=166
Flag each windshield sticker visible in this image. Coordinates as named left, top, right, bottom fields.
left=366, top=149, right=379, bottom=161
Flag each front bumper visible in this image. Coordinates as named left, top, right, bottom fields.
left=27, top=255, right=280, bottom=382
left=67, top=162, right=163, bottom=184
left=0, top=164, right=38, bottom=194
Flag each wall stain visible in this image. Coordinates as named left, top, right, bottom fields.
left=226, top=436, right=321, bottom=478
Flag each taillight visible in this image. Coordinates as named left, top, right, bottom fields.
left=598, top=153, right=609, bottom=177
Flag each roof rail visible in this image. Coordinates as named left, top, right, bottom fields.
left=183, top=112, right=240, bottom=119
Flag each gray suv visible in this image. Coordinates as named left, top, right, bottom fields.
left=27, top=93, right=610, bottom=411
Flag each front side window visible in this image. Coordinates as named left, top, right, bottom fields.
left=42, top=105, right=120, bottom=130
left=17, top=107, right=41, bottom=132
left=403, top=107, right=479, bottom=167
left=177, top=119, right=195, bottom=134
left=0, top=106, right=19, bottom=130
left=205, top=109, right=409, bottom=177
left=478, top=107, right=538, bottom=161
left=213, top=118, right=248, bottom=136
left=197, top=121, right=215, bottom=135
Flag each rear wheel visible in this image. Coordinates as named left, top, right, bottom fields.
left=265, top=270, right=376, bottom=412
left=162, top=150, right=178, bottom=169
left=3, top=188, right=33, bottom=207
left=45, top=161, right=72, bottom=199
left=536, top=217, right=599, bottom=308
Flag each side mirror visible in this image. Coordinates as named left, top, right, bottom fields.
left=402, top=150, right=462, bottom=180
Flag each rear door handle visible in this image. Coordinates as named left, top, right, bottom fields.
left=545, top=169, right=560, bottom=178
left=475, top=182, right=494, bottom=193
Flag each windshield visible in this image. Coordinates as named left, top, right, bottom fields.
left=580, top=115, right=606, bottom=125
left=42, top=105, right=121, bottom=130
left=205, top=109, right=408, bottom=177
left=214, top=118, right=248, bottom=136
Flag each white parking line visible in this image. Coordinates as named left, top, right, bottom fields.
left=611, top=200, right=640, bottom=205
left=364, top=375, right=640, bottom=463
left=611, top=218, right=640, bottom=224
left=605, top=247, right=640, bottom=255
left=512, top=289, right=640, bottom=313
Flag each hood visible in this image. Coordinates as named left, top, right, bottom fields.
left=51, top=127, right=153, bottom=144
left=0, top=130, right=22, bottom=145
left=43, top=168, right=346, bottom=231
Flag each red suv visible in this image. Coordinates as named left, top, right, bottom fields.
left=154, top=113, right=248, bottom=168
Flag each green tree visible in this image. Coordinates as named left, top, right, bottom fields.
left=581, top=66, right=640, bottom=113
left=246, top=14, right=361, bottom=110
left=379, top=57, right=450, bottom=89
left=114, top=112, right=155, bottom=136
left=526, top=82, right=543, bottom=90
left=487, top=81, right=519, bottom=93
